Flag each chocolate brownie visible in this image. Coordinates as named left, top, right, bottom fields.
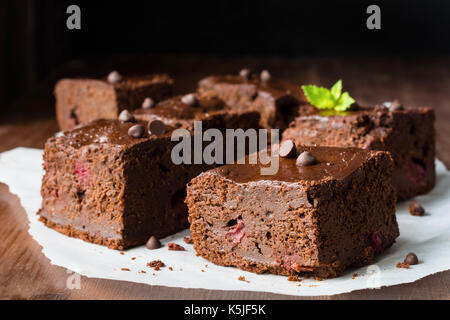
left=55, top=72, right=173, bottom=131
left=186, top=146, right=399, bottom=278
left=133, top=94, right=260, bottom=132
left=38, top=119, right=208, bottom=249
left=282, top=102, right=435, bottom=200
left=197, top=70, right=306, bottom=130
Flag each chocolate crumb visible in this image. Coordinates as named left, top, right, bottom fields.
left=168, top=243, right=185, bottom=251
left=131, top=257, right=136, bottom=261
left=169, top=267, right=173, bottom=271
left=147, top=260, right=165, bottom=268
left=287, top=275, right=300, bottom=282
left=404, top=252, right=419, bottom=265
left=183, top=237, right=193, bottom=244
left=314, top=277, right=323, bottom=281
left=153, top=266, right=160, bottom=271
left=396, top=262, right=410, bottom=269
left=146, top=235, right=162, bottom=250
left=409, top=201, right=425, bottom=216
left=119, top=252, right=124, bottom=255
left=201, top=269, right=205, bottom=272
left=121, top=268, right=130, bottom=271
left=139, top=270, right=146, bottom=274
left=238, top=276, right=250, bottom=283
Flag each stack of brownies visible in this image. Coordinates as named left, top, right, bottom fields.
left=38, top=69, right=435, bottom=278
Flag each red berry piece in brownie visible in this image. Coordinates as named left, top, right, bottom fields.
left=186, top=146, right=399, bottom=278
left=55, top=73, right=173, bottom=131
left=282, top=102, right=435, bottom=200
left=38, top=119, right=210, bottom=250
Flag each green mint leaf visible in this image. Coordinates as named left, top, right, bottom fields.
left=301, top=80, right=355, bottom=111
left=301, top=85, right=335, bottom=109
left=330, top=80, right=342, bottom=101
left=334, top=92, right=355, bottom=111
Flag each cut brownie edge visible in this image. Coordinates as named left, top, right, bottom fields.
left=187, top=147, right=399, bottom=278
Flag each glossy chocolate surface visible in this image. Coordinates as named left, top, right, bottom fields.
left=212, top=146, right=381, bottom=183
left=59, top=119, right=172, bottom=149
left=134, top=95, right=226, bottom=120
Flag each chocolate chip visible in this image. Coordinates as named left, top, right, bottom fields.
left=279, top=140, right=297, bottom=158
left=409, top=201, right=425, bottom=216
left=128, top=124, right=145, bottom=138
left=118, top=109, right=135, bottom=123
left=404, top=252, right=419, bottom=265
left=260, top=70, right=271, bottom=82
left=142, top=97, right=155, bottom=109
left=181, top=93, right=197, bottom=106
left=384, top=99, right=404, bottom=111
left=107, top=70, right=122, bottom=84
left=148, top=120, right=166, bottom=136
left=146, top=236, right=162, bottom=250
left=296, top=151, right=318, bottom=167
left=239, top=68, right=251, bottom=80
left=168, top=243, right=185, bottom=251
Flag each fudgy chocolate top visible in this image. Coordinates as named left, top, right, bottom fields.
left=210, top=146, right=385, bottom=183
left=58, top=119, right=173, bottom=149
left=134, top=95, right=226, bottom=121
left=62, top=74, right=173, bottom=89
left=200, top=75, right=305, bottom=102
left=297, top=104, right=432, bottom=119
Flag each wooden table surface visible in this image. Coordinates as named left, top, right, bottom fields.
left=1, top=55, right=449, bottom=300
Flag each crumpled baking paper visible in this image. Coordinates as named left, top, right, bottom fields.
left=1, top=147, right=449, bottom=296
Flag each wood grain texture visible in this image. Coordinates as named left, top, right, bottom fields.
left=0, top=56, right=449, bottom=299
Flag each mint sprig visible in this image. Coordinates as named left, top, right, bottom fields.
left=301, top=80, right=355, bottom=112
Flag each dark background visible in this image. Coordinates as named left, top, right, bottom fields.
left=1, top=0, right=449, bottom=114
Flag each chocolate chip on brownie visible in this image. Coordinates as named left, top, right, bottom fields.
left=260, top=70, right=271, bottom=82
left=181, top=93, right=197, bottom=106
left=404, top=252, right=419, bottom=265
left=119, top=109, right=135, bottom=123
left=107, top=70, right=122, bottom=84
left=168, top=243, right=185, bottom=251
left=142, top=97, right=155, bottom=109
left=279, top=140, right=297, bottom=158
left=239, top=68, right=251, bottom=80
left=384, top=99, right=404, bottom=111
left=409, top=201, right=425, bottom=216
left=146, top=235, right=162, bottom=250
left=296, top=151, right=318, bottom=167
left=128, top=124, right=145, bottom=138
left=148, top=120, right=166, bottom=136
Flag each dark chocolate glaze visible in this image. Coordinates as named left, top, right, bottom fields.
left=134, top=95, right=226, bottom=120
left=211, top=146, right=383, bottom=183
left=59, top=119, right=173, bottom=149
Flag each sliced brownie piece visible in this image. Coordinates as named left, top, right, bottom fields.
left=197, top=71, right=305, bottom=130
left=38, top=119, right=208, bottom=249
left=55, top=73, right=173, bottom=131
left=133, top=94, right=260, bottom=131
left=282, top=103, right=435, bottom=200
left=186, top=146, right=399, bottom=278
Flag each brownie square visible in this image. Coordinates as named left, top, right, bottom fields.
left=197, top=73, right=305, bottom=130
left=38, top=119, right=208, bottom=249
left=186, top=146, right=399, bottom=278
left=282, top=104, right=435, bottom=200
left=133, top=94, right=260, bottom=132
left=55, top=74, right=173, bottom=131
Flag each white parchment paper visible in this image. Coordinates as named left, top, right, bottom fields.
left=1, top=147, right=449, bottom=296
